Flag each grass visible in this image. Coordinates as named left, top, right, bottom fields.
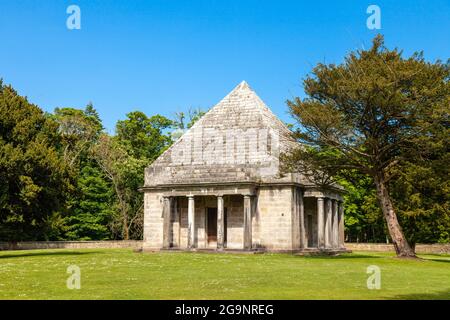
left=0, top=249, right=449, bottom=300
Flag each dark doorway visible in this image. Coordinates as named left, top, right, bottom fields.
left=207, top=208, right=217, bottom=242
left=307, top=215, right=313, bottom=247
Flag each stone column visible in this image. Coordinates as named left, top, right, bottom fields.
left=332, top=200, right=339, bottom=248
left=317, top=197, right=325, bottom=248
left=217, top=195, right=225, bottom=250
left=299, top=190, right=307, bottom=249
left=324, top=198, right=332, bottom=248
left=338, top=201, right=345, bottom=248
left=162, top=197, right=171, bottom=249
left=187, top=195, right=195, bottom=249
left=243, top=195, right=252, bottom=250
left=291, top=187, right=300, bottom=250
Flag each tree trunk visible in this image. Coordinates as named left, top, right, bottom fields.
left=122, top=207, right=129, bottom=240
left=374, top=173, right=416, bottom=258
left=121, top=205, right=130, bottom=240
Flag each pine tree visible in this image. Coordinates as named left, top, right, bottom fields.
left=284, top=35, right=449, bottom=257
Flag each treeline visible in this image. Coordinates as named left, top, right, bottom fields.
left=0, top=80, right=203, bottom=241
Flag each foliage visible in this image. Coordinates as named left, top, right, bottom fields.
left=284, top=35, right=449, bottom=256
left=51, top=105, right=111, bottom=240
left=115, top=111, right=172, bottom=161
left=390, top=118, right=450, bottom=245
left=336, top=173, right=386, bottom=243
left=64, top=165, right=113, bottom=240
left=0, top=81, right=72, bottom=241
left=171, top=107, right=207, bottom=140
left=94, top=111, right=173, bottom=240
left=0, top=82, right=175, bottom=241
left=50, top=104, right=103, bottom=168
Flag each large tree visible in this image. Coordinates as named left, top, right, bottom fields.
left=0, top=81, right=72, bottom=240
left=284, top=35, right=449, bottom=257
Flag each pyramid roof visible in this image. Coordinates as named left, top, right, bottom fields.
left=144, top=81, right=300, bottom=187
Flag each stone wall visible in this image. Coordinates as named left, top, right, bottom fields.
left=345, top=243, right=450, bottom=254
left=0, top=240, right=143, bottom=251
left=256, top=186, right=294, bottom=250
left=143, top=191, right=164, bottom=250
left=224, top=195, right=245, bottom=249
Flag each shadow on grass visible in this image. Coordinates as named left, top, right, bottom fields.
left=301, top=254, right=383, bottom=260
left=0, top=250, right=104, bottom=259
left=387, top=289, right=450, bottom=300
left=421, top=257, right=450, bottom=263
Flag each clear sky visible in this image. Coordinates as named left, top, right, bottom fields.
left=1, top=0, right=449, bottom=133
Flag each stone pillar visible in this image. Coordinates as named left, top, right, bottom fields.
left=217, top=195, right=225, bottom=250
left=324, top=198, right=332, bottom=248
left=291, top=187, right=300, bottom=250
left=332, top=200, right=339, bottom=248
left=187, top=195, right=195, bottom=249
left=338, top=201, right=345, bottom=248
left=317, top=197, right=325, bottom=248
left=172, top=197, right=180, bottom=248
left=299, top=190, right=307, bottom=249
left=162, top=197, right=171, bottom=249
left=243, top=195, right=252, bottom=250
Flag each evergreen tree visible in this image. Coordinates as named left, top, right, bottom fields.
left=0, top=81, right=72, bottom=241
left=52, top=105, right=114, bottom=240
left=284, top=35, right=449, bottom=257
left=65, top=165, right=113, bottom=240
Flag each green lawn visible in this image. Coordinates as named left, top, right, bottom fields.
left=0, top=249, right=449, bottom=299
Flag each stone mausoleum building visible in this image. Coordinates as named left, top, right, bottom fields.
left=142, top=81, right=346, bottom=253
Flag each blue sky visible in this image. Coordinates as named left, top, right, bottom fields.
left=1, top=0, right=449, bottom=133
